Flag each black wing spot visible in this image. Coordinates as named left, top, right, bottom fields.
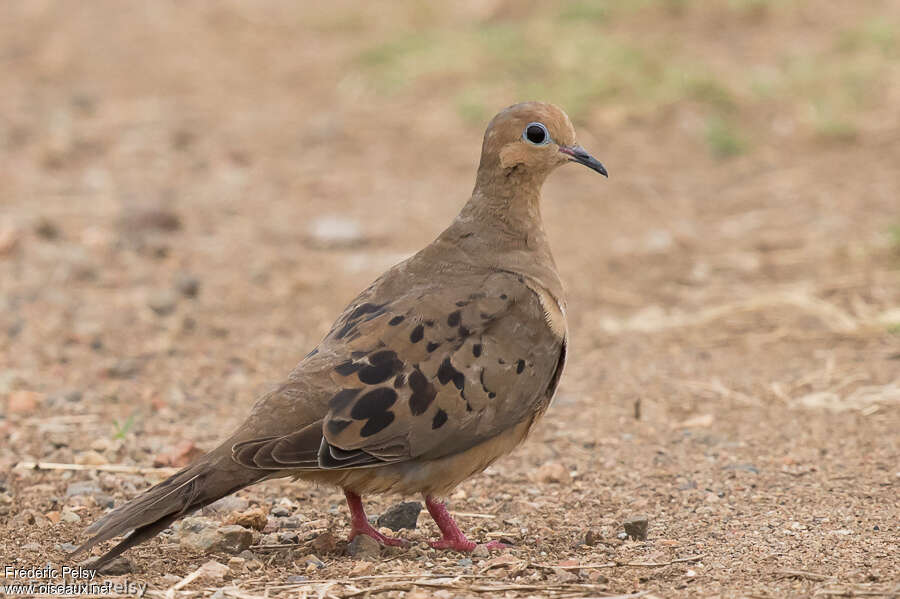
left=329, top=388, right=361, bottom=411
left=424, top=319, right=435, bottom=327
left=408, top=367, right=437, bottom=415
left=388, top=315, right=405, bottom=326
left=455, top=300, right=468, bottom=307
left=426, top=341, right=441, bottom=353
left=357, top=350, right=403, bottom=384
left=360, top=411, right=394, bottom=437
left=432, top=409, right=448, bottom=429
left=472, top=343, right=482, bottom=357
left=447, top=311, right=461, bottom=327
left=489, top=392, right=496, bottom=398
left=351, top=388, right=398, bottom=420
left=500, top=293, right=508, bottom=300
left=410, top=324, right=424, bottom=343
left=306, top=348, right=319, bottom=358
left=334, top=360, right=362, bottom=376
left=349, top=302, right=385, bottom=320
left=351, top=350, right=367, bottom=359
left=516, top=359, right=526, bottom=374
left=458, top=326, right=470, bottom=337
left=437, top=357, right=465, bottom=391
left=327, top=419, right=352, bottom=435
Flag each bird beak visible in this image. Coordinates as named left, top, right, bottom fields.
left=559, top=146, right=608, bottom=177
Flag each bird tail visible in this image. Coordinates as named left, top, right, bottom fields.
left=72, top=445, right=264, bottom=569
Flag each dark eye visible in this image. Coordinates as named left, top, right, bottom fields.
left=523, top=122, right=550, bottom=146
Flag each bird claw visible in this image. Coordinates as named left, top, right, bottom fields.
left=349, top=526, right=409, bottom=547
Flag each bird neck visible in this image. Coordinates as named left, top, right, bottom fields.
left=458, top=166, right=549, bottom=243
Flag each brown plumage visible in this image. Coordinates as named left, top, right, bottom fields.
left=74, top=101, right=607, bottom=566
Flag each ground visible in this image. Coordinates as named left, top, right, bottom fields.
left=1, top=2, right=898, bottom=598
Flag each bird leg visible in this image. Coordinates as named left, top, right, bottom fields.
left=424, top=495, right=507, bottom=552
left=344, top=490, right=408, bottom=547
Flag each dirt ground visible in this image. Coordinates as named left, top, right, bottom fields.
left=1, top=2, right=898, bottom=598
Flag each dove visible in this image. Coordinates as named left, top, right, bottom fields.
left=74, top=102, right=607, bottom=567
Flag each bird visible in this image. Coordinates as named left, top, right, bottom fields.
left=74, top=101, right=607, bottom=568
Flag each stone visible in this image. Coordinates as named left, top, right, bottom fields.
left=376, top=501, right=422, bottom=532
left=66, top=481, right=103, bottom=498
left=175, top=274, right=201, bottom=298
left=271, top=505, right=292, bottom=517
left=104, top=358, right=141, bottom=379
left=286, top=575, right=308, bottom=583
left=75, top=450, right=108, bottom=466
left=60, top=509, right=82, bottom=523
left=195, top=560, right=229, bottom=582
left=21, top=542, right=41, bottom=552
left=99, top=557, right=133, bottom=575
left=204, top=495, right=249, bottom=515
left=148, top=290, right=178, bottom=316
left=7, top=390, right=42, bottom=414
left=279, top=515, right=306, bottom=529
left=307, top=215, right=366, bottom=248
left=311, top=531, right=338, bottom=554
left=535, top=462, right=572, bottom=484
left=472, top=544, right=490, bottom=558
left=623, top=515, right=649, bottom=541
left=347, top=534, right=381, bottom=559
left=226, top=507, right=268, bottom=531
left=350, top=561, right=374, bottom=576
left=179, top=524, right=253, bottom=555
left=153, top=440, right=203, bottom=468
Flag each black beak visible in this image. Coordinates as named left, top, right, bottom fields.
left=559, top=146, right=608, bottom=177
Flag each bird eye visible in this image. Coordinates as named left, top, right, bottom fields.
left=523, top=122, right=550, bottom=146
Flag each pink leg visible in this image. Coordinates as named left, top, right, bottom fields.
left=344, top=490, right=408, bottom=547
left=424, top=495, right=507, bottom=552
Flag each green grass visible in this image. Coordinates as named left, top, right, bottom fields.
left=348, top=1, right=898, bottom=150
left=705, top=116, right=746, bottom=158
left=112, top=413, right=137, bottom=440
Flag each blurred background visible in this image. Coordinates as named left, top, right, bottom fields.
left=1, top=1, right=898, bottom=595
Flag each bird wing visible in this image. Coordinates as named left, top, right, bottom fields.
left=231, top=267, right=565, bottom=471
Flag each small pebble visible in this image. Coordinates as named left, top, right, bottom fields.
left=377, top=501, right=422, bottom=532
left=623, top=515, right=649, bottom=541
left=534, top=462, right=572, bottom=484
left=99, top=556, right=133, bottom=575
left=66, top=481, right=103, bottom=498
left=7, top=390, right=42, bottom=415
left=311, top=531, right=338, bottom=554
left=175, top=274, right=201, bottom=298
left=148, top=290, right=178, bottom=316
left=286, top=575, right=308, bottom=583
left=271, top=505, right=292, bottom=518
left=227, top=507, right=268, bottom=531
left=347, top=535, right=381, bottom=559
left=60, top=509, right=82, bottom=524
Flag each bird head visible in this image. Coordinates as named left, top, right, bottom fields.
left=478, top=102, right=607, bottom=183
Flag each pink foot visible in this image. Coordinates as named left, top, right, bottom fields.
left=344, top=490, right=409, bottom=547
left=424, top=496, right=511, bottom=552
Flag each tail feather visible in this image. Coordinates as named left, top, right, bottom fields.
left=73, top=449, right=263, bottom=568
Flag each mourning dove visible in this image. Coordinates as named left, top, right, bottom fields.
left=75, top=102, right=606, bottom=566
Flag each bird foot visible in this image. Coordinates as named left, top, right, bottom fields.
left=349, top=523, right=409, bottom=547
left=428, top=537, right=508, bottom=552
